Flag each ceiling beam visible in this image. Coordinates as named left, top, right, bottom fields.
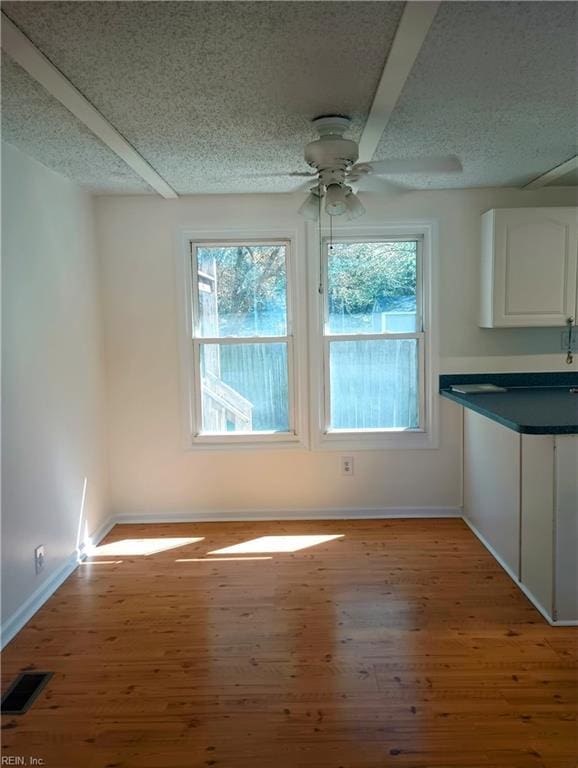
left=523, top=155, right=578, bottom=190
left=1, top=12, right=178, bottom=199
left=358, top=1, right=440, bottom=163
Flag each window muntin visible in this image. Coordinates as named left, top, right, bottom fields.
left=191, top=241, right=295, bottom=440
left=322, top=238, right=424, bottom=435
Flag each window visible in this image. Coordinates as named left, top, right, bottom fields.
left=310, top=229, right=435, bottom=450
left=179, top=225, right=436, bottom=451
left=186, top=239, right=302, bottom=446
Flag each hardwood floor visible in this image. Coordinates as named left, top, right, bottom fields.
left=1, top=519, right=577, bottom=768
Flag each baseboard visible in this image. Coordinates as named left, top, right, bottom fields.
left=0, top=553, right=79, bottom=650
left=78, top=515, right=116, bottom=559
left=461, top=516, right=569, bottom=627
left=462, top=516, right=520, bottom=581
left=113, top=506, right=462, bottom=524
left=547, top=619, right=578, bottom=627
left=0, top=515, right=116, bottom=650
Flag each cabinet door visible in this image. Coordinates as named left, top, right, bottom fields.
left=520, top=435, right=554, bottom=618
left=487, top=208, right=577, bottom=327
left=554, top=435, right=578, bottom=622
left=463, top=409, right=520, bottom=576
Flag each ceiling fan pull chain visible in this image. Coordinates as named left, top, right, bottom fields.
left=318, top=193, right=323, bottom=295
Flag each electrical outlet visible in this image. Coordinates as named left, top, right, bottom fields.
left=561, top=330, right=577, bottom=351
left=34, top=545, right=45, bottom=574
left=341, top=456, right=354, bottom=476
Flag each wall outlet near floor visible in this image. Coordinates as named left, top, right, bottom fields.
left=34, top=545, right=45, bottom=574
left=561, top=329, right=577, bottom=351
left=341, top=456, right=354, bottom=477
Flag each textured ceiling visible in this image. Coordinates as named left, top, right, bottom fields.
left=1, top=1, right=577, bottom=195
left=374, top=1, right=578, bottom=189
left=1, top=1, right=404, bottom=194
left=1, top=54, right=154, bottom=194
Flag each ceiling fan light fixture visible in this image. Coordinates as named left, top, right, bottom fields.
left=344, top=189, right=365, bottom=220
left=298, top=188, right=322, bottom=221
left=325, top=184, right=348, bottom=216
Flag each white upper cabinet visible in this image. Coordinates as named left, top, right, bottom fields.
left=480, top=207, right=578, bottom=327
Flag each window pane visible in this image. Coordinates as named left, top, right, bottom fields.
left=196, top=245, right=287, bottom=338
left=329, top=339, right=419, bottom=430
left=200, top=343, right=289, bottom=433
left=327, top=241, right=417, bottom=334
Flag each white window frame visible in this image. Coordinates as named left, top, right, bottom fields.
left=176, top=229, right=308, bottom=451
left=307, top=222, right=439, bottom=451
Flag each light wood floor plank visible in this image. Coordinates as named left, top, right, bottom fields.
left=1, top=519, right=577, bottom=767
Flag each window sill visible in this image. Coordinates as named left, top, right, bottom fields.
left=312, top=429, right=439, bottom=451
left=186, top=433, right=308, bottom=452
left=184, top=429, right=439, bottom=452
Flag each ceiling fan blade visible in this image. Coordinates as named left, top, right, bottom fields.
left=241, top=170, right=316, bottom=179
left=352, top=175, right=407, bottom=195
left=365, top=156, right=462, bottom=175
left=292, top=179, right=317, bottom=193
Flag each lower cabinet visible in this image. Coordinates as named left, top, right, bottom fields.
left=552, top=437, right=578, bottom=621
left=463, top=410, right=520, bottom=575
left=463, top=409, right=577, bottom=624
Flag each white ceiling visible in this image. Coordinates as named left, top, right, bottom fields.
left=373, top=1, right=578, bottom=190
left=1, top=1, right=576, bottom=195
left=1, top=52, right=154, bottom=193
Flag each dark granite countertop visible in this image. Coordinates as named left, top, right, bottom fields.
left=439, top=372, right=578, bottom=435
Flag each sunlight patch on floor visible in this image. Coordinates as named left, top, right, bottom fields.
left=176, top=556, right=273, bottom=562
left=208, top=534, right=343, bottom=555
left=88, top=537, right=204, bottom=557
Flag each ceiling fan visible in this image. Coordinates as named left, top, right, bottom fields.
left=253, top=115, right=462, bottom=220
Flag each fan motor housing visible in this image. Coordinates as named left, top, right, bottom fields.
left=304, top=137, right=358, bottom=171
left=305, top=116, right=358, bottom=172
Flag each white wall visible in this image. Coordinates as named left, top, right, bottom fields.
left=95, top=185, right=576, bottom=519
left=1, top=143, right=109, bottom=630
